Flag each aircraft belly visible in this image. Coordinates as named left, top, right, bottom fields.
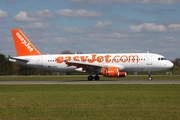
left=43, top=63, right=76, bottom=72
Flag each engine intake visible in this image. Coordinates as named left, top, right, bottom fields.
left=101, top=67, right=126, bottom=77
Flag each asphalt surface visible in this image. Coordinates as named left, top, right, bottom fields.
left=0, top=80, right=180, bottom=84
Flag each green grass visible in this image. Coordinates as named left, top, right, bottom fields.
left=0, top=84, right=180, bottom=120
left=0, top=75, right=179, bottom=80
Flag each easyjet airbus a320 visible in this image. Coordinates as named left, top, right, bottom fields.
left=9, top=29, right=173, bottom=80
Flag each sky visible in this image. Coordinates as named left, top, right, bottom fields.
left=0, top=0, right=180, bottom=60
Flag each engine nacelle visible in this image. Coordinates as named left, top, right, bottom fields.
left=101, top=67, right=126, bottom=77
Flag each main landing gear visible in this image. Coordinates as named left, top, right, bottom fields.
left=148, top=72, right=153, bottom=81
left=87, top=74, right=100, bottom=81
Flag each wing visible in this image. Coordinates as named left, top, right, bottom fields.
left=64, top=60, right=100, bottom=73
left=64, top=60, right=125, bottom=74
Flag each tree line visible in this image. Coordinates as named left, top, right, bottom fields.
left=0, top=50, right=83, bottom=75
left=0, top=54, right=52, bottom=75
left=0, top=52, right=179, bottom=75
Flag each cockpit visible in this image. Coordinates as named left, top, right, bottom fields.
left=158, top=57, right=166, bottom=61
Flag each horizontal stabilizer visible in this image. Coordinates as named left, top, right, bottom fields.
left=9, top=56, right=29, bottom=63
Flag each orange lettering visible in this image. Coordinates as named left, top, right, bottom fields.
left=113, top=55, right=120, bottom=63
left=65, top=56, right=71, bottom=61
left=88, top=54, right=96, bottom=63
left=73, top=56, right=79, bottom=61
left=104, top=55, right=111, bottom=63
left=56, top=54, right=139, bottom=64
left=80, top=56, right=88, bottom=62
left=120, top=55, right=128, bottom=63
left=56, top=56, right=64, bottom=63
left=97, top=56, right=104, bottom=63
left=128, top=55, right=139, bottom=63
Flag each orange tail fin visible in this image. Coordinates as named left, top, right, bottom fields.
left=11, top=29, right=42, bottom=56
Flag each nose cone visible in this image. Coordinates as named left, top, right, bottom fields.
left=166, top=61, right=174, bottom=69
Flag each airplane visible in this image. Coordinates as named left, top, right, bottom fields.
left=9, top=29, right=173, bottom=81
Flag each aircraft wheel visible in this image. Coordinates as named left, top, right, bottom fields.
left=148, top=77, right=153, bottom=81
left=94, top=75, right=100, bottom=81
left=87, top=75, right=93, bottom=81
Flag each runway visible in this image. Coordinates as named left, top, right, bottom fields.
left=0, top=80, right=180, bottom=84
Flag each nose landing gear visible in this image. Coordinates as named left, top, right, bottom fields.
left=148, top=72, right=153, bottom=81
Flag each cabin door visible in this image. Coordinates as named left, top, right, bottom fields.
left=147, top=55, right=152, bottom=65
left=38, top=57, right=43, bottom=66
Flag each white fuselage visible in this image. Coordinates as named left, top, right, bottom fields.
left=10, top=53, right=173, bottom=73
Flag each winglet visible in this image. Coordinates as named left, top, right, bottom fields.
left=11, top=29, right=42, bottom=56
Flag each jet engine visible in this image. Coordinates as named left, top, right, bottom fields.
left=101, top=67, right=126, bottom=77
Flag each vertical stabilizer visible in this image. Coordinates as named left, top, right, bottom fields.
left=11, top=29, right=42, bottom=56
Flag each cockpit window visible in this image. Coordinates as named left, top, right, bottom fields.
left=158, top=57, right=166, bottom=60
